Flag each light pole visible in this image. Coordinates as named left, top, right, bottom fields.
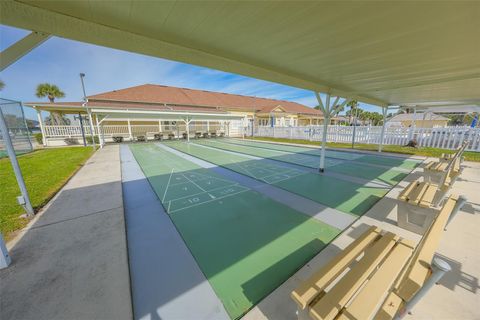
left=79, top=73, right=96, bottom=149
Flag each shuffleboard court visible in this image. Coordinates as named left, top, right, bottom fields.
left=224, top=138, right=361, bottom=160
left=224, top=138, right=422, bottom=170
left=194, top=139, right=408, bottom=186
left=164, top=141, right=389, bottom=216
left=129, top=143, right=340, bottom=319
left=195, top=138, right=343, bottom=168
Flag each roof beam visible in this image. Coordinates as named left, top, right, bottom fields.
left=0, top=30, right=50, bottom=71
left=0, top=0, right=388, bottom=107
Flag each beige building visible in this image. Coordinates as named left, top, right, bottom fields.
left=26, top=84, right=333, bottom=145
left=388, top=112, right=449, bottom=128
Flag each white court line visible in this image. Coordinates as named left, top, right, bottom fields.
left=165, top=181, right=239, bottom=203
left=162, top=168, right=174, bottom=202
left=262, top=171, right=307, bottom=185
left=181, top=173, right=208, bottom=192
left=169, top=188, right=250, bottom=214
left=231, top=162, right=262, bottom=180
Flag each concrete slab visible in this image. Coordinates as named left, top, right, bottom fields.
left=120, top=145, right=229, bottom=320
left=0, top=145, right=132, bottom=320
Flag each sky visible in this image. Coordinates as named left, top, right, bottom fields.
left=0, top=25, right=381, bottom=120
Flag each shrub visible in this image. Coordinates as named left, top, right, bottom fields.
left=64, top=138, right=79, bottom=145
left=86, top=135, right=100, bottom=144
left=34, top=133, right=43, bottom=144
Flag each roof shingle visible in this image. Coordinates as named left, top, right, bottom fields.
left=87, top=84, right=322, bottom=115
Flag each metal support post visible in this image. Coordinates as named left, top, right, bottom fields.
left=0, top=108, right=34, bottom=216
left=78, top=112, right=87, bottom=146
left=0, top=233, right=11, bottom=269
left=445, top=195, right=467, bottom=229
left=127, top=119, right=133, bottom=141
left=395, top=257, right=451, bottom=319
left=36, top=108, right=47, bottom=146
left=95, top=114, right=103, bottom=148
left=379, top=106, right=388, bottom=152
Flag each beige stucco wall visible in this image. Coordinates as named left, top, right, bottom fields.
left=401, top=119, right=448, bottom=128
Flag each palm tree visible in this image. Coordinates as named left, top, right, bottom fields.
left=0, top=80, right=4, bottom=91
left=36, top=83, right=66, bottom=125
left=346, top=100, right=359, bottom=125
left=36, top=83, right=65, bottom=102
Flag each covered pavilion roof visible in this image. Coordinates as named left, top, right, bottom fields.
left=2, top=1, right=479, bottom=108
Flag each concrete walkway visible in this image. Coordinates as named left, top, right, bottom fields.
left=0, top=145, right=132, bottom=320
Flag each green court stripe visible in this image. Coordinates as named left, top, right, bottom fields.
left=225, top=138, right=421, bottom=169
left=195, top=139, right=405, bottom=186
left=165, top=141, right=388, bottom=216
left=129, top=143, right=341, bottom=319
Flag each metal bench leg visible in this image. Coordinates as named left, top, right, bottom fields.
left=445, top=195, right=467, bottom=230
left=296, top=307, right=311, bottom=320
left=395, top=257, right=451, bottom=319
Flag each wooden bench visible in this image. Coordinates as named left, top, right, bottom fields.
left=424, top=142, right=467, bottom=180
left=397, top=161, right=465, bottom=234
left=291, top=196, right=461, bottom=320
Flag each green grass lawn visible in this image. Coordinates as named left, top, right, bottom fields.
left=247, top=137, right=480, bottom=162
left=0, top=147, right=95, bottom=240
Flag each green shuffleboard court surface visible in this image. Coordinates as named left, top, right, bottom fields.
left=129, top=144, right=340, bottom=319
left=195, top=139, right=408, bottom=186
left=165, top=141, right=389, bottom=216
left=225, top=138, right=422, bottom=170
left=195, top=138, right=342, bottom=169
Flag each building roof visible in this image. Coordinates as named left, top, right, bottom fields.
left=87, top=84, right=322, bottom=116
left=390, top=112, right=449, bottom=122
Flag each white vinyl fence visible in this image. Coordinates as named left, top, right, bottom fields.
left=253, top=125, right=480, bottom=151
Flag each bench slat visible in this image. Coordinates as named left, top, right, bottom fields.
left=418, top=184, right=437, bottom=208
left=337, top=239, right=414, bottom=320
left=309, top=232, right=398, bottom=320
left=398, top=180, right=420, bottom=201
left=376, top=291, right=404, bottom=320
left=291, top=226, right=380, bottom=309
left=397, top=196, right=458, bottom=301
left=406, top=182, right=429, bottom=205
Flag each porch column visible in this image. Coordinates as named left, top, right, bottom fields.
left=35, top=108, right=47, bottom=146
left=378, top=106, right=389, bottom=152
left=319, top=93, right=330, bottom=172
left=158, top=120, right=162, bottom=132
left=95, top=115, right=103, bottom=148
left=207, top=120, right=210, bottom=132
left=315, top=92, right=351, bottom=172
left=127, top=119, right=133, bottom=141
left=184, top=117, right=191, bottom=143
left=86, top=108, right=96, bottom=149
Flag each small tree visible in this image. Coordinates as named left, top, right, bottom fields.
left=0, top=80, right=4, bottom=91
left=36, top=83, right=66, bottom=125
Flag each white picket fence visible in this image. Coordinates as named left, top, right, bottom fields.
left=254, top=125, right=480, bottom=151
